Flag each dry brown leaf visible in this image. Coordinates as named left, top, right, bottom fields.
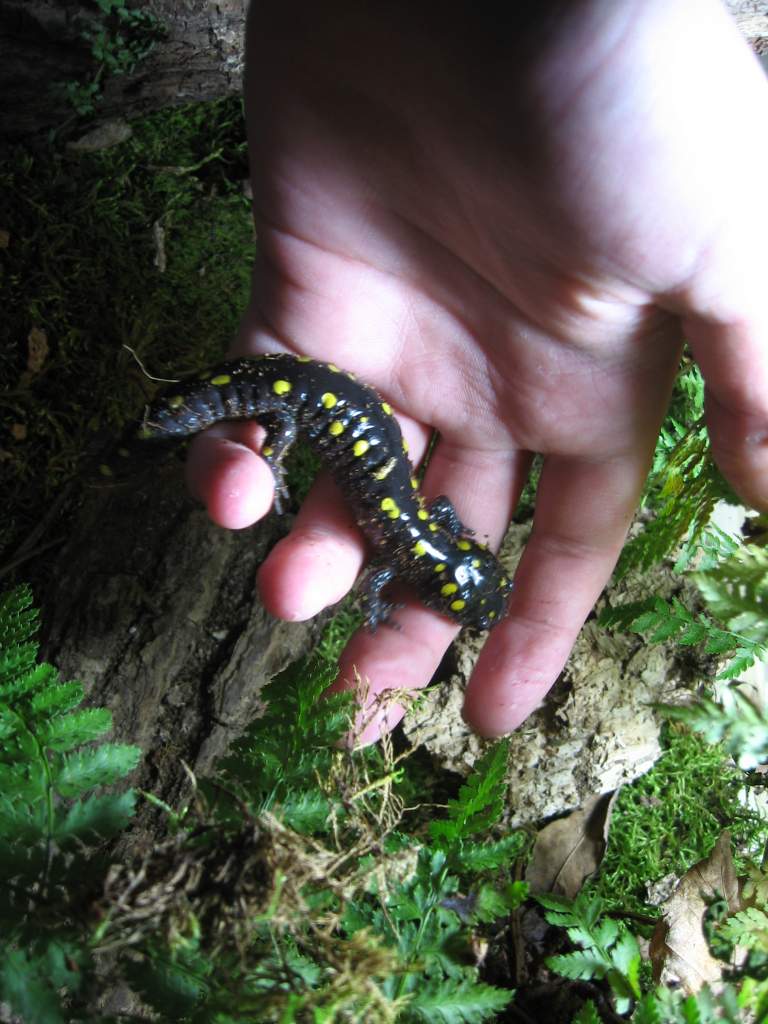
left=27, top=327, right=49, bottom=374
left=525, top=790, right=617, bottom=898
left=11, top=423, right=27, bottom=442
left=649, top=831, right=741, bottom=994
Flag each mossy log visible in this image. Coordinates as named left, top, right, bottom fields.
left=39, top=462, right=322, bottom=819
left=0, top=0, right=246, bottom=142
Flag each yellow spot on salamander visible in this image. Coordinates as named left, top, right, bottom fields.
left=296, top=355, right=311, bottom=362
left=329, top=421, right=345, bottom=436
left=373, top=458, right=396, bottom=480
left=434, top=563, right=446, bottom=573
left=360, top=415, right=368, bottom=423
left=262, top=446, right=274, bottom=457
left=380, top=497, right=400, bottom=519
left=273, top=379, right=292, bottom=396
left=168, top=395, right=184, bottom=409
left=457, top=540, right=471, bottom=551
left=382, top=402, right=392, bottom=415
left=402, top=439, right=409, bottom=453
left=441, top=583, right=458, bottom=596
left=328, top=363, right=340, bottom=373
left=353, top=440, right=370, bottom=457
left=417, top=509, right=429, bottom=521
left=499, top=576, right=508, bottom=587
left=211, top=374, right=231, bottom=386
left=428, top=522, right=439, bottom=532
left=321, top=392, right=337, bottom=409
left=410, top=477, right=419, bottom=489
left=472, top=558, right=481, bottom=568
left=450, top=599, right=466, bottom=612
left=488, top=610, right=497, bottom=619
left=413, top=541, right=427, bottom=557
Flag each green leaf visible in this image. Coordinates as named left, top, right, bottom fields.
left=38, top=707, right=113, bottom=752
left=429, top=741, right=509, bottom=848
left=631, top=992, right=663, bottom=1024
left=450, top=834, right=525, bottom=873
left=546, top=950, right=607, bottom=981
left=571, top=1001, right=601, bottom=1024
left=54, top=789, right=136, bottom=841
left=30, top=679, right=84, bottom=718
left=54, top=743, right=141, bottom=797
left=0, top=946, right=64, bottom=1024
left=407, top=977, right=514, bottom=1023
left=694, top=545, right=768, bottom=642
left=0, top=585, right=37, bottom=650
left=123, top=945, right=212, bottom=1017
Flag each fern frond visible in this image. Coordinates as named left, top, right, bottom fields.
left=55, top=744, right=141, bottom=798
left=429, top=740, right=509, bottom=847
left=537, top=892, right=641, bottom=1015
left=406, top=976, right=514, bottom=1023
left=36, top=707, right=113, bottom=752
left=571, top=1000, right=602, bottom=1024
left=660, top=686, right=768, bottom=770
left=0, top=584, right=37, bottom=650
left=450, top=834, right=525, bottom=873
left=694, top=543, right=768, bottom=642
left=618, top=422, right=737, bottom=577
left=719, top=907, right=768, bottom=951
left=599, top=597, right=767, bottom=680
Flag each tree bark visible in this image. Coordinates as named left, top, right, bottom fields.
left=39, top=461, right=324, bottom=826
left=0, top=0, right=246, bottom=143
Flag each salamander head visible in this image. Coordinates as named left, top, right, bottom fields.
left=426, top=538, right=513, bottom=631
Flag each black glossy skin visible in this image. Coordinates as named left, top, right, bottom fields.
left=132, top=354, right=513, bottom=631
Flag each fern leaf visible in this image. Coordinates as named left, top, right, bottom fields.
left=54, top=789, right=136, bottom=842
left=0, top=643, right=39, bottom=691
left=618, top=421, right=737, bottom=577
left=600, top=597, right=766, bottom=680
left=429, top=740, right=509, bottom=846
left=0, top=584, right=38, bottom=649
left=571, top=1000, right=601, bottom=1024
left=694, top=544, right=768, bottom=642
left=719, top=906, right=768, bottom=951
left=123, top=943, right=213, bottom=1018
left=661, top=687, right=768, bottom=769
left=407, top=977, right=514, bottom=1023
left=55, top=744, right=141, bottom=797
left=547, top=950, right=607, bottom=981
left=0, top=945, right=64, bottom=1024
left=450, top=834, right=525, bottom=873
left=37, top=707, right=113, bottom=752
left=29, top=679, right=84, bottom=718
left=631, top=992, right=663, bottom=1024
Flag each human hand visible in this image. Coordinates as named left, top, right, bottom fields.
left=186, top=0, right=768, bottom=741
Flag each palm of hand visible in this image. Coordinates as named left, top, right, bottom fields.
left=189, top=0, right=768, bottom=738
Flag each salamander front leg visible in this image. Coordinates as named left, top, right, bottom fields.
left=358, top=563, right=403, bottom=632
left=428, top=495, right=474, bottom=538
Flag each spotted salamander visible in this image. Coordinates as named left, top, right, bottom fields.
left=129, top=354, right=513, bottom=631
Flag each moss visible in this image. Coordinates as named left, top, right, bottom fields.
left=588, top=722, right=763, bottom=916
left=0, top=97, right=254, bottom=564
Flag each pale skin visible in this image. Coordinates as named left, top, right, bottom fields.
left=186, top=0, right=768, bottom=742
